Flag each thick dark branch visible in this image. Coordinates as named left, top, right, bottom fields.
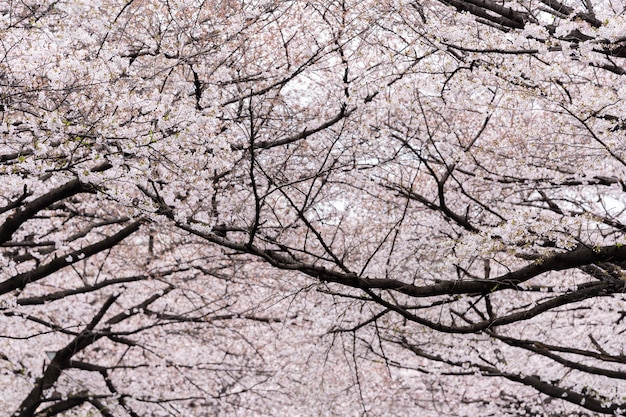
left=399, top=338, right=626, bottom=414
left=539, top=0, right=572, bottom=16
left=313, top=244, right=626, bottom=299
left=0, top=149, right=34, bottom=163
left=499, top=370, right=623, bottom=414
left=0, top=179, right=89, bottom=245
left=365, top=281, right=608, bottom=334
left=439, top=0, right=528, bottom=29
left=437, top=0, right=625, bottom=72
left=0, top=160, right=111, bottom=245
left=32, top=396, right=88, bottom=417
left=179, top=220, right=626, bottom=298
left=14, top=295, right=119, bottom=417
left=489, top=332, right=626, bottom=379
left=0, top=220, right=143, bottom=295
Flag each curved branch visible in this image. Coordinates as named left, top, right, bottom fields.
left=178, top=218, right=626, bottom=298
left=0, top=220, right=143, bottom=296
left=365, top=281, right=608, bottom=334
left=488, top=332, right=626, bottom=379
left=14, top=295, right=119, bottom=417
left=398, top=337, right=626, bottom=414
left=0, top=179, right=90, bottom=245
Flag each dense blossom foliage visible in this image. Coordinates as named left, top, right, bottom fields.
left=1, top=0, right=626, bottom=415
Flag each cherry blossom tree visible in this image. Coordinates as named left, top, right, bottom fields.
left=1, top=0, right=625, bottom=416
